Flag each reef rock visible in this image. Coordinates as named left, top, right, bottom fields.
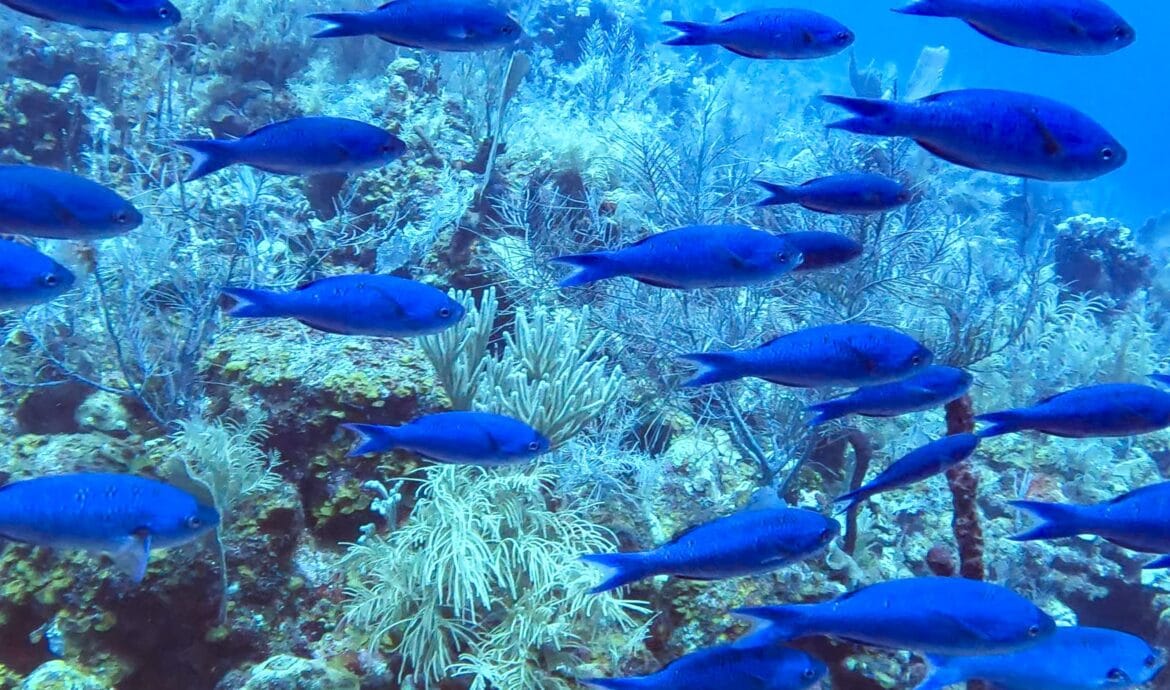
left=1054, top=214, right=1153, bottom=304
left=20, top=661, right=109, bottom=690
left=237, top=655, right=358, bottom=690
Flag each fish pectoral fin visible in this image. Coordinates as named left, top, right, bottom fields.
left=51, top=201, right=79, bottom=227
left=1025, top=110, right=1064, bottom=157
left=110, top=532, right=152, bottom=583
left=842, top=342, right=878, bottom=373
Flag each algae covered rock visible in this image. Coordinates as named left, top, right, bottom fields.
left=20, top=661, right=109, bottom=690
left=237, top=655, right=358, bottom=690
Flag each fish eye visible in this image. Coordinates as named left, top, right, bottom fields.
left=438, top=307, right=452, bottom=318
left=1101, top=147, right=1115, bottom=161
left=1115, top=26, right=1131, bottom=39
left=186, top=516, right=203, bottom=529
left=158, top=6, right=170, bottom=17
left=837, top=31, right=852, bottom=42
left=911, top=354, right=923, bottom=365
left=777, top=252, right=789, bottom=263
left=1027, top=624, right=1041, bottom=638
left=819, top=527, right=835, bottom=542
left=40, top=273, right=60, bottom=288
left=1145, top=655, right=1158, bottom=668
left=527, top=440, right=542, bottom=452
left=802, top=668, right=816, bottom=680
left=113, top=211, right=129, bottom=224
left=1107, top=668, right=1127, bottom=681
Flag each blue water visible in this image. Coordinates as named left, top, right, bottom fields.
left=768, top=0, right=1167, bottom=224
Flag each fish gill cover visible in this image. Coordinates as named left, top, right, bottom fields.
left=0, top=0, right=1168, bottom=689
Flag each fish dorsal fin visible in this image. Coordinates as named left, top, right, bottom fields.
left=1111, top=481, right=1170, bottom=504
left=745, top=488, right=785, bottom=511
left=628, top=234, right=658, bottom=249
left=244, top=120, right=294, bottom=140
left=665, top=522, right=707, bottom=545
left=759, top=334, right=788, bottom=348
left=1035, top=390, right=1070, bottom=405
left=295, top=279, right=320, bottom=291
left=110, top=531, right=151, bottom=583
left=963, top=20, right=1020, bottom=49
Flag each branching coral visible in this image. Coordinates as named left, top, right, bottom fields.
left=422, top=287, right=625, bottom=446
left=169, top=411, right=281, bottom=519
left=341, top=465, right=648, bottom=689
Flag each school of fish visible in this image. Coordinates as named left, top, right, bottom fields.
left=0, top=0, right=1161, bottom=689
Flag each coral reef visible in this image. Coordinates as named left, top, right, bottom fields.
left=0, top=2, right=1166, bottom=690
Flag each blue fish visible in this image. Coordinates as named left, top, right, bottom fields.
left=0, top=165, right=143, bottom=240
left=808, top=365, right=973, bottom=426
left=222, top=275, right=464, bottom=337
left=581, top=506, right=839, bottom=593
left=977, top=382, right=1170, bottom=439
left=0, top=0, right=180, bottom=32
left=0, top=239, right=76, bottom=308
left=823, top=90, right=1126, bottom=181
left=682, top=324, right=933, bottom=388
left=835, top=434, right=980, bottom=512
left=917, top=626, right=1163, bottom=690
left=894, top=0, right=1135, bottom=56
left=777, top=231, right=863, bottom=272
left=344, top=411, right=551, bottom=465
left=309, top=0, right=522, bottom=52
left=664, top=9, right=854, bottom=60
left=176, top=117, right=405, bottom=182
left=734, top=577, right=1055, bottom=655
left=582, top=644, right=826, bottom=690
left=756, top=174, right=911, bottom=215
left=553, top=225, right=803, bottom=290
left=1011, top=482, right=1170, bottom=569
left=0, top=473, right=219, bottom=582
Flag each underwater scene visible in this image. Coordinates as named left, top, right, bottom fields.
left=2, top=0, right=1170, bottom=688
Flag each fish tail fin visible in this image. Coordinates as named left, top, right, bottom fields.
left=578, top=679, right=651, bottom=690
left=731, top=606, right=811, bottom=647
left=892, top=0, right=948, bottom=16
left=975, top=409, right=1030, bottom=438
left=663, top=20, right=715, bottom=46
left=579, top=553, right=655, bottom=594
left=1144, top=555, right=1170, bottom=570
left=913, top=656, right=966, bottom=690
left=551, top=252, right=622, bottom=288
left=1009, top=500, right=1094, bottom=541
left=343, top=423, right=400, bottom=458
left=754, top=180, right=801, bottom=207
left=833, top=489, right=866, bottom=515
left=221, top=287, right=288, bottom=319
left=308, top=12, right=370, bottom=39
left=175, top=139, right=238, bottom=182
left=806, top=399, right=853, bottom=427
left=678, top=352, right=743, bottom=387
left=822, top=95, right=908, bottom=136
